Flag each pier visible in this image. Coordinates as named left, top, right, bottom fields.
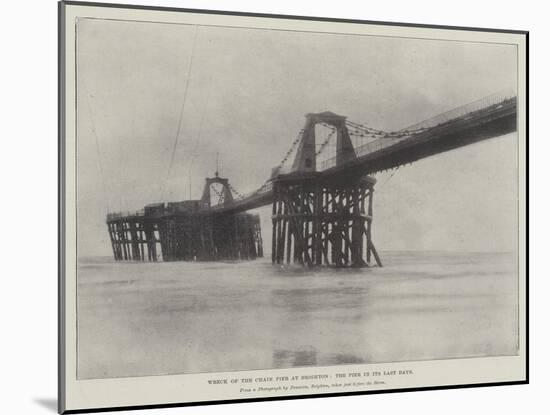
left=107, top=91, right=517, bottom=267
left=107, top=174, right=263, bottom=262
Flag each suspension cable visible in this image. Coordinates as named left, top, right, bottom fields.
left=187, top=76, right=213, bottom=199
left=315, top=128, right=336, bottom=156
left=228, top=183, right=245, bottom=199
left=271, top=129, right=304, bottom=175
left=345, top=120, right=388, bottom=136
left=161, top=25, right=199, bottom=200
left=82, top=79, right=111, bottom=213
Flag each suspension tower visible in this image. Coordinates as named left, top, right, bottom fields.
left=198, top=172, right=263, bottom=261
left=272, top=112, right=382, bottom=268
left=200, top=171, right=234, bottom=208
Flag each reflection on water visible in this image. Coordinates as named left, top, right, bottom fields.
left=271, top=286, right=369, bottom=312
left=273, top=348, right=318, bottom=367
left=77, top=251, right=518, bottom=379
left=272, top=348, right=367, bottom=368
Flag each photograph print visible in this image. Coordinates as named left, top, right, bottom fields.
left=60, top=1, right=527, bottom=412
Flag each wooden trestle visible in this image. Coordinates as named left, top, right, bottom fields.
left=107, top=218, right=161, bottom=261
left=107, top=213, right=263, bottom=262
left=271, top=174, right=382, bottom=268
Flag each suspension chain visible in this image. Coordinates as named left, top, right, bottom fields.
left=315, top=126, right=336, bottom=156
left=270, top=129, right=304, bottom=175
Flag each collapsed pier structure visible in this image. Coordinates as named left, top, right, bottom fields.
left=106, top=92, right=517, bottom=267
left=106, top=173, right=263, bottom=262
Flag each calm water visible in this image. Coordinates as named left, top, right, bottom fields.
left=77, top=251, right=518, bottom=379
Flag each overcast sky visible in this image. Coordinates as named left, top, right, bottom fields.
left=76, top=18, right=518, bottom=257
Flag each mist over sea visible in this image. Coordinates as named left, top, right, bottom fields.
left=76, top=251, right=518, bottom=380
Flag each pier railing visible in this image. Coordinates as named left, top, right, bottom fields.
left=106, top=210, right=145, bottom=221
left=397, top=89, right=516, bottom=134
left=320, top=90, right=516, bottom=171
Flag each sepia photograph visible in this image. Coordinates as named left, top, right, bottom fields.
left=58, top=1, right=527, bottom=412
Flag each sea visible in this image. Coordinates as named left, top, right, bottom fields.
left=76, top=251, right=519, bottom=380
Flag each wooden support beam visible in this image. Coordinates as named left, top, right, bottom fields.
left=272, top=186, right=277, bottom=264
left=268, top=176, right=379, bottom=268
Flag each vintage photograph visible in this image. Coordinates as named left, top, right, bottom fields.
left=74, top=10, right=520, bottom=384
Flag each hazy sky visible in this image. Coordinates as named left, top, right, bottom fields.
left=76, top=18, right=518, bottom=257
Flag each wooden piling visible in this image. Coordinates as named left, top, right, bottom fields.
left=271, top=175, right=381, bottom=268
